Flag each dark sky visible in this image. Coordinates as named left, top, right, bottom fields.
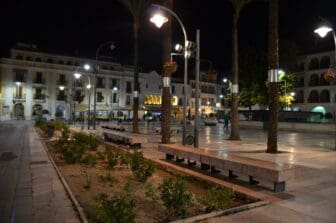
left=1, top=0, right=336, bottom=77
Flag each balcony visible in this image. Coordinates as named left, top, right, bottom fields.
left=13, top=93, right=26, bottom=102
left=33, top=94, right=46, bottom=103
left=57, top=80, right=67, bottom=86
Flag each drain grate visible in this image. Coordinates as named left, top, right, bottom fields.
left=0, top=152, right=18, bottom=161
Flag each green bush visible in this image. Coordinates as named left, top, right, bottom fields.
left=129, top=151, right=154, bottom=182
left=198, top=186, right=234, bottom=212
left=158, top=177, right=191, bottom=218
left=93, top=193, right=136, bottom=223
left=63, top=150, right=77, bottom=164
left=82, top=153, right=98, bottom=167
left=105, top=145, right=120, bottom=169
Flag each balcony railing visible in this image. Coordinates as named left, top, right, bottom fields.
left=57, top=80, right=67, bottom=85
left=33, top=94, right=46, bottom=100
left=56, top=95, right=67, bottom=101
left=33, top=78, right=46, bottom=84
left=13, top=93, right=26, bottom=101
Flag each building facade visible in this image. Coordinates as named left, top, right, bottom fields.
left=292, top=51, right=336, bottom=118
left=0, top=45, right=197, bottom=121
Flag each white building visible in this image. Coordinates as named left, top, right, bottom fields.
left=0, top=44, right=195, bottom=121
left=292, top=51, right=336, bottom=118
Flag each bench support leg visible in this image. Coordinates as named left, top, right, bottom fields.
left=211, top=166, right=220, bottom=174
left=176, top=157, right=185, bottom=163
left=274, top=182, right=286, bottom=192
left=165, top=154, right=174, bottom=160
left=249, top=176, right=259, bottom=185
left=201, top=163, right=210, bottom=170
left=229, top=170, right=238, bottom=179
left=187, top=160, right=196, bottom=166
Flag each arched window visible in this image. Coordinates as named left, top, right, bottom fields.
left=26, top=56, right=32, bottom=61
left=58, top=60, right=64, bottom=65
left=319, top=90, right=330, bottom=102
left=16, top=55, right=23, bottom=60
left=35, top=57, right=42, bottom=62
left=308, top=90, right=319, bottom=103
left=296, top=90, right=304, bottom=103
left=320, top=56, right=330, bottom=68
left=309, top=74, right=319, bottom=86
left=47, top=59, right=54, bottom=63
left=66, top=61, right=73, bottom=65
left=309, top=58, right=319, bottom=70
left=299, top=62, right=305, bottom=71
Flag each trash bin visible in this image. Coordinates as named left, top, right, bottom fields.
left=47, top=125, right=55, bottom=138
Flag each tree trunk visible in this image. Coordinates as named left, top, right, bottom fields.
left=132, top=22, right=139, bottom=133
left=229, top=13, right=240, bottom=140
left=267, top=0, right=279, bottom=153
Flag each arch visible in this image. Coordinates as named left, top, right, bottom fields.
left=320, top=56, right=330, bottom=68
left=309, top=58, right=319, bottom=70
left=55, top=105, right=65, bottom=119
left=32, top=104, right=42, bottom=116
left=319, top=90, right=330, bottom=102
left=308, top=90, right=319, bottom=103
left=309, top=74, right=319, bottom=86
left=14, top=103, right=24, bottom=119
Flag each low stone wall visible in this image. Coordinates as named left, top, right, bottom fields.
left=238, top=120, right=334, bottom=133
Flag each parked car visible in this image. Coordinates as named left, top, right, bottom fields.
left=204, top=118, right=218, bottom=126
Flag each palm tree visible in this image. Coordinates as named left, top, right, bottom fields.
left=119, top=0, right=152, bottom=133
left=161, top=0, right=173, bottom=144
left=229, top=0, right=251, bottom=140
left=266, top=0, right=279, bottom=153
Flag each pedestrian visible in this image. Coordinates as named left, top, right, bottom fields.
left=223, top=112, right=231, bottom=131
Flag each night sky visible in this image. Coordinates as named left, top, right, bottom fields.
left=1, top=0, right=336, bottom=77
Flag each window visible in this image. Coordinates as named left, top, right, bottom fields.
left=111, top=79, right=118, bottom=89
left=35, top=72, right=43, bottom=84
left=35, top=57, right=42, bottom=62
left=309, top=74, right=319, bottom=86
left=309, top=58, right=319, bottom=70
left=126, top=81, right=132, bottom=93
left=34, top=88, right=44, bottom=99
left=172, top=85, right=175, bottom=94
left=14, top=70, right=26, bottom=82
left=320, top=56, right=330, bottom=68
left=58, top=74, right=66, bottom=85
left=16, top=55, right=23, bottom=60
left=146, top=83, right=148, bottom=89
left=112, top=93, right=117, bottom=103
left=320, top=90, right=330, bottom=102
left=58, top=60, right=64, bottom=65
left=126, top=95, right=131, bottom=105
left=26, top=56, right=32, bottom=61
left=178, top=98, right=183, bottom=106
left=159, top=85, right=161, bottom=90
left=308, top=90, right=319, bottom=103
left=15, top=86, right=23, bottom=98
left=96, top=77, right=105, bottom=88
left=66, top=61, right=73, bottom=65
left=47, top=59, right=54, bottom=63
left=97, top=92, right=104, bottom=102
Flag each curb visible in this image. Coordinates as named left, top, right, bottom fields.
left=170, top=200, right=270, bottom=223
left=37, top=131, right=88, bottom=223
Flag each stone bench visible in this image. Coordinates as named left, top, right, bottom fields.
left=101, top=124, right=125, bottom=131
left=102, top=129, right=147, bottom=149
left=158, top=144, right=300, bottom=192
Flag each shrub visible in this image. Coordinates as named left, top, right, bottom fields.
left=82, top=153, right=98, bottom=167
left=129, top=151, right=154, bottom=182
left=105, top=145, right=120, bottom=169
left=93, top=193, right=136, bottom=223
left=198, top=186, right=234, bottom=212
left=63, top=150, right=77, bottom=164
left=158, top=177, right=191, bottom=219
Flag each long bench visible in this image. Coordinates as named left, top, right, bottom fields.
left=101, top=124, right=125, bottom=131
left=158, top=144, right=300, bottom=192
left=102, top=129, right=147, bottom=149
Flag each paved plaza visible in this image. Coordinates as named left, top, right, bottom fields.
left=0, top=120, right=335, bottom=222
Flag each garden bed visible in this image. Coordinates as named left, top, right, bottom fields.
left=36, top=122, right=259, bottom=222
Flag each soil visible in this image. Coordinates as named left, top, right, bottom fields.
left=44, top=137, right=255, bottom=223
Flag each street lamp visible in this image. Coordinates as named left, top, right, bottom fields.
left=86, top=82, right=92, bottom=130
left=314, top=19, right=336, bottom=150
left=92, top=41, right=115, bottom=130
left=151, top=4, right=189, bottom=145
left=73, top=64, right=90, bottom=125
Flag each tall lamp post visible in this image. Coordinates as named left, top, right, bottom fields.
left=314, top=21, right=336, bottom=150
left=93, top=41, right=115, bottom=130
left=150, top=4, right=189, bottom=145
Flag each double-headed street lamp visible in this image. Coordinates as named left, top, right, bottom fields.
left=314, top=19, right=336, bottom=150
left=92, top=41, right=115, bottom=130
left=150, top=4, right=190, bottom=145
left=73, top=64, right=90, bottom=125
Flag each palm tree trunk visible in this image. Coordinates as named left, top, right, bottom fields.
left=267, top=0, right=279, bottom=153
left=161, top=0, right=173, bottom=144
left=132, top=22, right=139, bottom=133
left=229, top=13, right=240, bottom=140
